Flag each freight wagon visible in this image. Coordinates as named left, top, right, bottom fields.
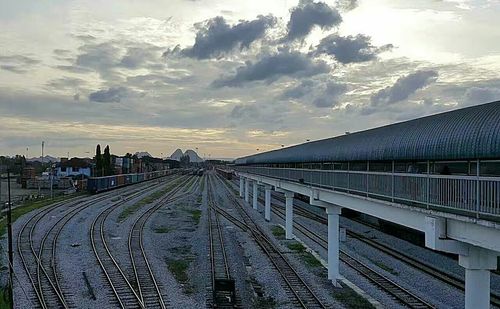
left=87, top=170, right=174, bottom=193
left=215, top=168, right=234, bottom=180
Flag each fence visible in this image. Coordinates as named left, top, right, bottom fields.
left=235, top=166, right=500, bottom=220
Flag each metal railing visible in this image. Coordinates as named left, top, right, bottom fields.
left=235, top=167, right=500, bottom=220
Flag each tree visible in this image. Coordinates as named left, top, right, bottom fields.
left=95, top=144, right=103, bottom=177
left=103, top=145, right=112, bottom=176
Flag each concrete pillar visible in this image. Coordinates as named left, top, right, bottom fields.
left=264, top=185, right=272, bottom=221
left=284, top=191, right=294, bottom=240
left=252, top=182, right=258, bottom=210
left=459, top=247, right=497, bottom=309
left=239, top=177, right=244, bottom=197
left=326, top=205, right=342, bottom=286
left=244, top=178, right=250, bottom=203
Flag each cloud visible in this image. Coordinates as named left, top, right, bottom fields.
left=0, top=55, right=40, bottom=74
left=212, top=49, right=330, bottom=87
left=280, top=79, right=315, bottom=99
left=180, top=15, right=276, bottom=59
left=285, top=0, right=342, bottom=41
left=88, top=87, right=130, bottom=103
left=463, top=87, right=500, bottom=105
left=46, top=77, right=87, bottom=91
left=313, top=82, right=347, bottom=107
left=230, top=104, right=260, bottom=119
left=370, top=70, right=438, bottom=106
left=75, top=42, right=121, bottom=77
left=336, top=0, right=358, bottom=11
left=314, top=34, right=392, bottom=64
left=119, top=46, right=161, bottom=69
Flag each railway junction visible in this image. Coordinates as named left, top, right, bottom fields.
left=4, top=101, right=500, bottom=309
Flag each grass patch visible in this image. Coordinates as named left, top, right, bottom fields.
left=333, top=285, right=375, bottom=309
left=189, top=209, right=202, bottom=224
left=200, top=176, right=205, bottom=192
left=286, top=242, right=306, bottom=253
left=287, top=241, right=322, bottom=268
left=154, top=227, right=173, bottom=233
left=118, top=178, right=183, bottom=221
left=167, top=259, right=189, bottom=283
left=167, top=257, right=195, bottom=294
left=271, top=226, right=285, bottom=238
left=301, top=252, right=322, bottom=267
left=0, top=193, right=84, bottom=237
left=369, top=258, right=399, bottom=275
left=0, top=286, right=10, bottom=309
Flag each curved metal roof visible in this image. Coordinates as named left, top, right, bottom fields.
left=235, top=101, right=500, bottom=165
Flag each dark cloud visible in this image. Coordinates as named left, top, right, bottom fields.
left=285, top=0, right=342, bottom=41
left=230, top=104, right=260, bottom=119
left=463, top=87, right=500, bottom=105
left=75, top=42, right=121, bottom=75
left=180, top=15, right=276, bottom=59
left=280, top=79, right=314, bottom=99
left=212, top=50, right=330, bottom=87
left=313, top=82, right=347, bottom=107
left=88, top=87, right=130, bottom=103
left=0, top=55, right=40, bottom=74
left=314, top=34, right=392, bottom=64
left=370, top=70, right=438, bottom=106
left=119, top=46, right=160, bottom=69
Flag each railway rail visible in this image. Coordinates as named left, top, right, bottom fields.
left=128, top=175, right=195, bottom=308
left=16, top=178, right=165, bottom=309
left=225, top=176, right=434, bottom=308
left=268, top=192, right=500, bottom=307
left=207, top=175, right=236, bottom=308
left=16, top=185, right=146, bottom=308
left=91, top=175, right=191, bottom=308
left=270, top=206, right=435, bottom=309
left=213, top=173, right=327, bottom=309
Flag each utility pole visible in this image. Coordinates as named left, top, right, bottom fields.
left=50, top=164, right=54, bottom=199
left=7, top=169, right=14, bottom=309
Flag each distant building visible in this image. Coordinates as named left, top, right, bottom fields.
left=55, top=158, right=92, bottom=178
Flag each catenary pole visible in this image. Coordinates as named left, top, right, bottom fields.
left=7, top=169, right=14, bottom=309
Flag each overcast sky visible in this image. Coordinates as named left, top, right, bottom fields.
left=1, top=0, right=499, bottom=159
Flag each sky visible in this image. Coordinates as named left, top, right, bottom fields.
left=1, top=0, right=499, bottom=159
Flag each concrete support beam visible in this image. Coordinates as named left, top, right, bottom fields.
left=239, top=177, right=244, bottom=197
left=459, top=247, right=498, bottom=309
left=264, top=185, right=272, bottom=221
left=253, top=182, right=258, bottom=210
left=326, top=205, right=342, bottom=286
left=426, top=216, right=498, bottom=309
left=244, top=178, right=249, bottom=203
left=284, top=191, right=294, bottom=240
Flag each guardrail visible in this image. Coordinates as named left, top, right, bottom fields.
left=235, top=167, right=500, bottom=220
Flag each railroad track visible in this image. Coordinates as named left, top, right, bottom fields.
left=227, top=177, right=433, bottom=308
left=16, top=182, right=150, bottom=309
left=17, top=197, right=87, bottom=309
left=128, top=175, right=195, bottom=309
left=270, top=206, right=435, bottom=309
left=91, top=175, right=190, bottom=308
left=268, top=194, right=500, bottom=307
left=213, top=173, right=327, bottom=309
left=17, top=175, right=176, bottom=309
left=36, top=192, right=118, bottom=308
left=207, top=175, right=236, bottom=308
